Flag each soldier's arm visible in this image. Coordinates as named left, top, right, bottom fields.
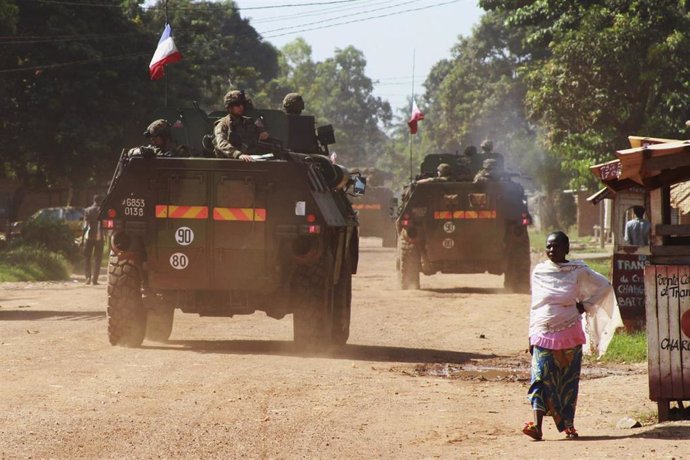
left=214, top=121, right=243, bottom=158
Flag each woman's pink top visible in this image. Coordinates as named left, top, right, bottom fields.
left=530, top=321, right=586, bottom=350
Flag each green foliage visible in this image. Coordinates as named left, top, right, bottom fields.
left=599, top=331, right=647, bottom=363
left=265, top=39, right=392, bottom=166
left=14, top=218, right=79, bottom=263
left=0, top=245, right=70, bottom=281
left=482, top=0, right=690, bottom=190
left=585, top=257, right=612, bottom=280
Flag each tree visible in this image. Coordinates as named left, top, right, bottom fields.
left=266, top=39, right=391, bottom=166
left=146, top=0, right=280, bottom=110
left=481, top=0, right=690, bottom=189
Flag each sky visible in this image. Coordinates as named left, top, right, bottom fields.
left=236, top=0, right=484, bottom=116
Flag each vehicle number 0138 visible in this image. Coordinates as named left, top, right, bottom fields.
left=122, top=197, right=145, bottom=216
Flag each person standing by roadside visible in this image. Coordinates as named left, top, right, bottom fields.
left=624, top=205, right=651, bottom=246
left=82, top=194, right=104, bottom=285
left=522, top=231, right=622, bottom=441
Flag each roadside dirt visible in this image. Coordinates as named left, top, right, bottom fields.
left=1, top=238, right=688, bottom=459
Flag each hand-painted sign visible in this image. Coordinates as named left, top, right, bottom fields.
left=612, top=253, right=649, bottom=319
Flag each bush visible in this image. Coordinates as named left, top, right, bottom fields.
left=0, top=245, right=71, bottom=281
left=14, top=218, right=79, bottom=263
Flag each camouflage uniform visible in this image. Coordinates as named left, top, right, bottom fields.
left=473, top=158, right=501, bottom=183
left=214, top=90, right=266, bottom=159
left=129, top=119, right=188, bottom=157
left=417, top=163, right=452, bottom=183
left=282, top=93, right=305, bottom=115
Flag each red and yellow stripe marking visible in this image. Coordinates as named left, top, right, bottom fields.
left=433, top=210, right=496, bottom=220
left=213, top=207, right=267, bottom=222
left=352, top=203, right=382, bottom=210
left=156, top=205, right=208, bottom=219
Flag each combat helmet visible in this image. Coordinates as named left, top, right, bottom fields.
left=224, top=90, right=249, bottom=109
left=282, top=93, right=305, bottom=115
left=144, top=119, right=172, bottom=139
left=480, top=139, right=493, bottom=153
left=437, top=163, right=452, bottom=177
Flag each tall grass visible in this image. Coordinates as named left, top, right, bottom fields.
left=0, top=245, right=71, bottom=282
left=599, top=331, right=647, bottom=363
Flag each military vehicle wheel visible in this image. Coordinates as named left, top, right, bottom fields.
left=107, top=254, right=146, bottom=347
left=397, top=239, right=420, bottom=290
left=331, top=254, right=352, bottom=346
left=145, top=295, right=175, bottom=343
left=292, top=249, right=334, bottom=348
left=504, top=226, right=531, bottom=294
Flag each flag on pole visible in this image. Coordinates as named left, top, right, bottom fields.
left=407, top=99, right=425, bottom=134
left=149, top=24, right=182, bottom=81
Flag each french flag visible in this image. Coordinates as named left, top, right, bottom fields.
left=149, top=24, right=182, bottom=81
left=407, top=98, right=425, bottom=134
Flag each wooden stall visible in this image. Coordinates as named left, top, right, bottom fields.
left=591, top=136, right=690, bottom=421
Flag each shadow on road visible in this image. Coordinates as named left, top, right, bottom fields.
left=0, top=310, right=104, bottom=321
left=425, top=287, right=506, bottom=295
left=557, top=424, right=690, bottom=441
left=157, top=339, right=496, bottom=364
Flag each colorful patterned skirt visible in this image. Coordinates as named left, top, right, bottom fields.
left=527, top=345, right=582, bottom=432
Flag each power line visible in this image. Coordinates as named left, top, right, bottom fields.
left=0, top=31, right=151, bottom=45
left=258, top=0, right=418, bottom=35
left=249, top=0, right=390, bottom=24
left=31, top=0, right=360, bottom=10
left=262, top=0, right=461, bottom=38
left=0, top=52, right=149, bottom=74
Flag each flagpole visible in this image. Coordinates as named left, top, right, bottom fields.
left=164, top=0, right=169, bottom=108
left=409, top=49, right=415, bottom=181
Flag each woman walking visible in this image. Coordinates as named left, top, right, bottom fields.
left=523, top=231, right=622, bottom=440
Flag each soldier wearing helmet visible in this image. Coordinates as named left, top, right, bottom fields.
left=282, top=93, right=305, bottom=115
left=417, top=163, right=453, bottom=183
left=214, top=90, right=269, bottom=162
left=473, top=158, right=503, bottom=183
left=480, top=139, right=493, bottom=154
left=128, top=119, right=188, bottom=157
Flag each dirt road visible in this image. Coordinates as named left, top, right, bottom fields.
left=1, top=238, right=688, bottom=458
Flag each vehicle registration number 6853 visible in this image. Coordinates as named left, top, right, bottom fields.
left=122, top=197, right=145, bottom=216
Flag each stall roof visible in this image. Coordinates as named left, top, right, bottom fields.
left=590, top=136, right=690, bottom=192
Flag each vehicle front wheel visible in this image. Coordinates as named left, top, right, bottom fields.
left=107, top=254, right=146, bottom=347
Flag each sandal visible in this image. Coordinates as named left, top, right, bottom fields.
left=565, top=427, right=579, bottom=439
left=522, top=422, right=543, bottom=441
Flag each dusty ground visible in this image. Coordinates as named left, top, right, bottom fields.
left=1, top=238, right=688, bottom=459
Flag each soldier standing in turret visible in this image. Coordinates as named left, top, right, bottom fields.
left=214, top=90, right=269, bottom=162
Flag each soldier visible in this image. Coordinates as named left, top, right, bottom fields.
left=143, top=119, right=189, bottom=157
left=458, top=145, right=477, bottom=181
left=473, top=158, right=502, bottom=183
left=480, top=138, right=505, bottom=170
left=418, top=163, right=452, bottom=183
left=480, top=139, right=493, bottom=154
left=81, top=194, right=104, bottom=285
left=282, top=93, right=305, bottom=115
left=214, top=90, right=269, bottom=162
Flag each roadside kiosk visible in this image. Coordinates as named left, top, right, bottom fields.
left=591, top=136, right=690, bottom=421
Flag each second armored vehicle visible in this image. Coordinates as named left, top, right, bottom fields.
left=395, top=152, right=531, bottom=292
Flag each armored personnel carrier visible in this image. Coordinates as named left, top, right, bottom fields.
left=100, top=107, right=362, bottom=348
left=395, top=152, right=530, bottom=292
left=350, top=167, right=397, bottom=247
